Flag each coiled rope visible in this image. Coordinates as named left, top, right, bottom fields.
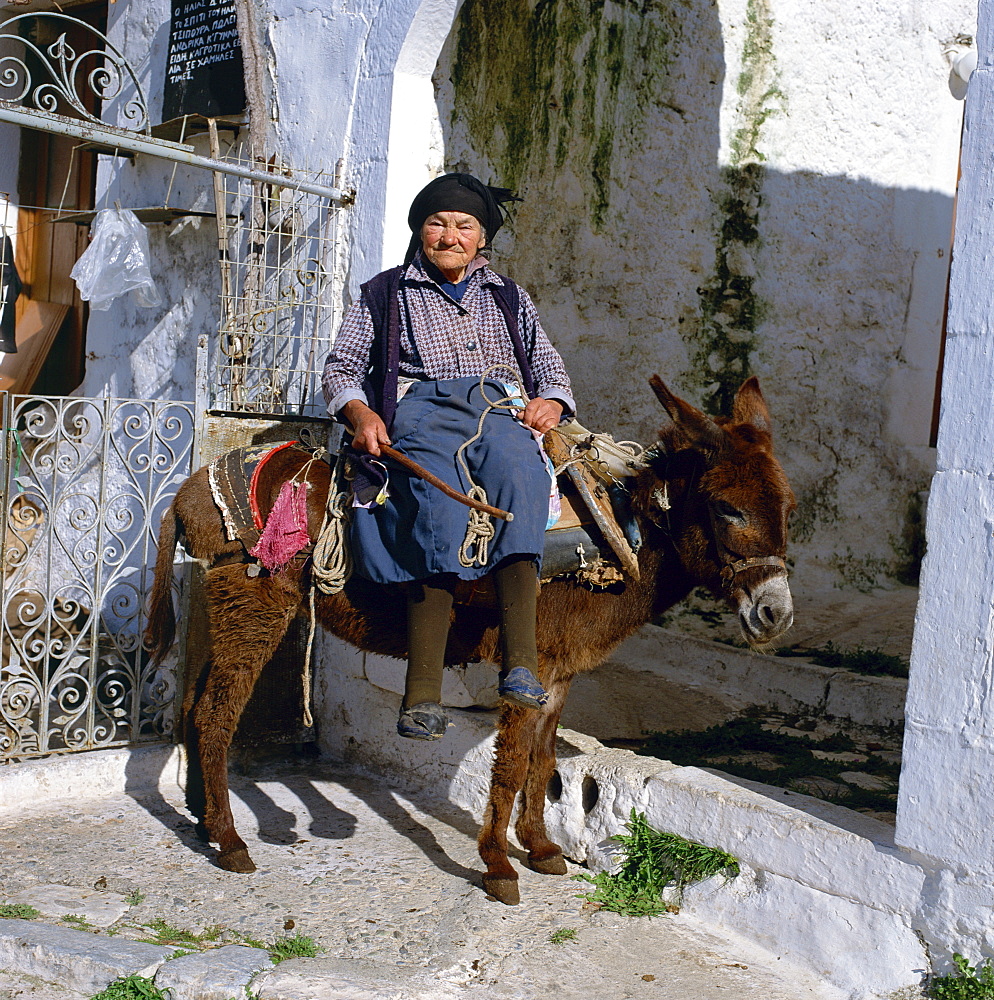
left=301, top=447, right=354, bottom=727
left=311, top=447, right=354, bottom=596
left=456, top=365, right=527, bottom=569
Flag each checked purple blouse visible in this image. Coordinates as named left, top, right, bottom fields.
left=321, top=254, right=574, bottom=417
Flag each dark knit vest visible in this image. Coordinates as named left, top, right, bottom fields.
left=359, top=265, right=536, bottom=430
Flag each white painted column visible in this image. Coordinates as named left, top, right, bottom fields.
left=380, top=0, right=463, bottom=267
left=896, top=0, right=994, bottom=923
left=294, top=0, right=462, bottom=296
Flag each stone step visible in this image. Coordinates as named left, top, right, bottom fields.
left=0, top=918, right=173, bottom=995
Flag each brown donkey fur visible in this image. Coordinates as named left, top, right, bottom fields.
left=145, top=376, right=796, bottom=905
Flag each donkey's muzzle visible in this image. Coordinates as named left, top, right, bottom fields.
left=738, top=575, right=793, bottom=646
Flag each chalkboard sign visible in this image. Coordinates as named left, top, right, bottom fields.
left=162, top=0, right=246, bottom=120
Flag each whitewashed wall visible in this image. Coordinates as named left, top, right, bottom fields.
left=435, top=0, right=976, bottom=590
left=79, top=0, right=979, bottom=591
left=79, top=0, right=225, bottom=402
left=897, top=0, right=994, bottom=969
left=81, top=0, right=461, bottom=404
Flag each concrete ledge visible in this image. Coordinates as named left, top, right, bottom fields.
left=609, top=625, right=907, bottom=728
left=0, top=744, right=183, bottom=817
left=681, top=868, right=928, bottom=998
left=539, top=747, right=924, bottom=917
left=0, top=918, right=174, bottom=994
left=156, top=945, right=273, bottom=1000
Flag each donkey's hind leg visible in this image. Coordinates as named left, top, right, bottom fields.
left=515, top=677, right=571, bottom=876
left=478, top=704, right=545, bottom=905
left=180, top=564, right=211, bottom=839
left=193, top=564, right=301, bottom=873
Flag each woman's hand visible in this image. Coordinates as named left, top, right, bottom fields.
left=341, top=400, right=391, bottom=456
left=516, top=397, right=563, bottom=435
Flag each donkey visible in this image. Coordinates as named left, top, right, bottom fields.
left=145, top=375, right=794, bottom=905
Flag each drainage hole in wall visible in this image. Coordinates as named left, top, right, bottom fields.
left=581, top=775, right=599, bottom=813
left=546, top=770, right=563, bottom=803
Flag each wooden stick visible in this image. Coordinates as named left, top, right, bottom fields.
left=379, top=444, right=514, bottom=522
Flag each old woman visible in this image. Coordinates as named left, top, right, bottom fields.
left=322, top=173, right=574, bottom=740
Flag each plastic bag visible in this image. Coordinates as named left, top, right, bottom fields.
left=70, top=208, right=162, bottom=311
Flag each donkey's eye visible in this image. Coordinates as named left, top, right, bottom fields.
left=713, top=500, right=745, bottom=524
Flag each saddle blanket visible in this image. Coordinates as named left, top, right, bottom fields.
left=207, top=441, right=320, bottom=570
left=207, top=435, right=641, bottom=587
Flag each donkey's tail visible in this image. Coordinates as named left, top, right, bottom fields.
left=144, top=503, right=181, bottom=665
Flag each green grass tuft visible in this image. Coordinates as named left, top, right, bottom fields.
left=62, top=914, right=91, bottom=928
left=124, top=890, right=145, bottom=907
left=137, top=918, right=224, bottom=948
left=576, top=810, right=739, bottom=917
left=549, top=927, right=578, bottom=945
left=268, top=932, right=319, bottom=963
left=90, top=974, right=171, bottom=1000
left=929, top=954, right=994, bottom=999
left=0, top=903, right=40, bottom=920
left=236, top=933, right=267, bottom=950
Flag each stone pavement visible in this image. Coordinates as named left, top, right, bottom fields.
left=0, top=755, right=842, bottom=1000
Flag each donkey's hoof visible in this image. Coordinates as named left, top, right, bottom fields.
left=194, top=822, right=211, bottom=844
left=483, top=876, right=520, bottom=906
left=218, top=848, right=256, bottom=874
left=528, top=853, right=567, bottom=876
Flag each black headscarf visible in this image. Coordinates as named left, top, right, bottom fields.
left=404, top=173, right=520, bottom=264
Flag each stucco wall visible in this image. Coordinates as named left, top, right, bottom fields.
left=78, top=0, right=226, bottom=402
left=71, top=0, right=978, bottom=590
left=897, top=0, right=994, bottom=965
left=434, top=0, right=976, bottom=590
left=82, top=0, right=461, bottom=402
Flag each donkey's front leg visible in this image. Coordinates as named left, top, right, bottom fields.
left=479, top=703, right=545, bottom=905
left=194, top=566, right=300, bottom=873
left=515, top=677, right=571, bottom=876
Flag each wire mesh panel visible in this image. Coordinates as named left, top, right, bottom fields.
left=0, top=393, right=195, bottom=761
left=207, top=146, right=346, bottom=418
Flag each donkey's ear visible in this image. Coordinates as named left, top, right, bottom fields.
left=649, top=375, right=726, bottom=456
left=730, top=376, right=771, bottom=435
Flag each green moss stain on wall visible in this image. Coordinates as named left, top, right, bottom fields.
left=448, top=0, right=680, bottom=230
left=691, top=0, right=784, bottom=415
left=730, top=0, right=785, bottom=167
left=693, top=164, right=763, bottom=415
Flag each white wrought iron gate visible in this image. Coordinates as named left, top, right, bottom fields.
left=0, top=393, right=196, bottom=760
left=0, top=10, right=350, bottom=764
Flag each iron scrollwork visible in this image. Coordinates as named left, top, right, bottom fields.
left=0, top=13, right=149, bottom=134
left=1, top=394, right=195, bottom=761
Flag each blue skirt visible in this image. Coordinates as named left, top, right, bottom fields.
left=350, top=377, right=550, bottom=583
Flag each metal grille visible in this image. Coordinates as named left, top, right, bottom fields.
left=0, top=393, right=195, bottom=761
left=0, top=12, right=149, bottom=133
left=206, top=145, right=346, bottom=418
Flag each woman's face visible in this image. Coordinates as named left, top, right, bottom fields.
left=420, top=211, right=486, bottom=281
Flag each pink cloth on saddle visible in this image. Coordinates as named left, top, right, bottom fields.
left=249, top=480, right=311, bottom=572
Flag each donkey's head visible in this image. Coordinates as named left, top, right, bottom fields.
left=640, top=375, right=795, bottom=649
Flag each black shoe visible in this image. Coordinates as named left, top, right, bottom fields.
left=397, top=702, right=449, bottom=740
left=498, top=666, right=548, bottom=710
